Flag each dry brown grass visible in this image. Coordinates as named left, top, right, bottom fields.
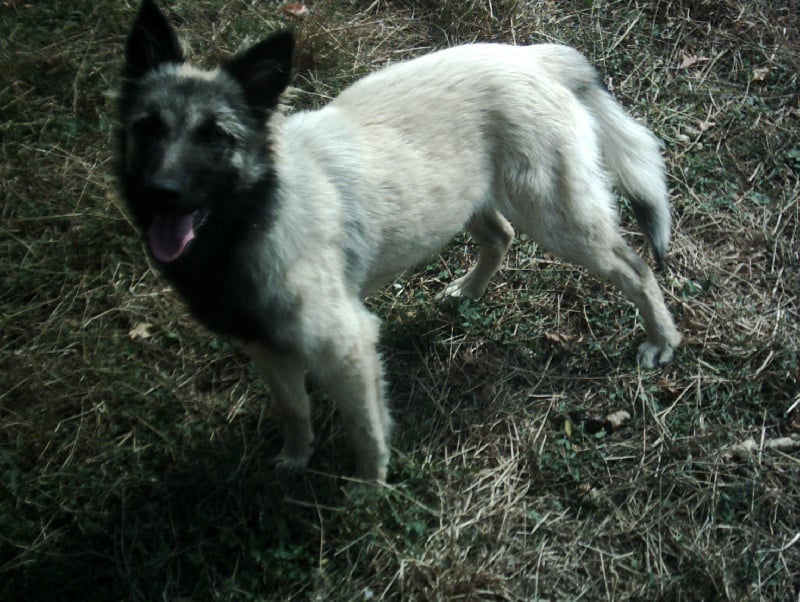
left=1, top=0, right=798, bottom=600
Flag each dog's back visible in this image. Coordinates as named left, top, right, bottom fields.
left=283, top=43, right=670, bottom=284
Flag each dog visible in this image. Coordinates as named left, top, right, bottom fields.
left=118, top=0, right=681, bottom=482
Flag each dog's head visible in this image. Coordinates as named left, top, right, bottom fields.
left=118, top=0, right=293, bottom=264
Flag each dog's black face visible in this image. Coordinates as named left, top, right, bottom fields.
left=117, top=1, right=299, bottom=347
left=119, top=0, right=294, bottom=264
left=121, top=74, right=270, bottom=263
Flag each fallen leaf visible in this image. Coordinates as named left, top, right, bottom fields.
left=698, top=120, right=715, bottom=132
left=577, top=482, right=601, bottom=503
left=752, top=66, right=770, bottom=82
left=676, top=50, right=709, bottom=70
left=606, top=410, right=631, bottom=429
left=544, top=332, right=582, bottom=351
left=281, top=3, right=309, bottom=18
left=129, top=322, right=154, bottom=341
left=721, top=434, right=800, bottom=460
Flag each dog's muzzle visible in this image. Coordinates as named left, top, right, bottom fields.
left=142, top=177, right=198, bottom=263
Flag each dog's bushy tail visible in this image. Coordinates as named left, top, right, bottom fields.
left=549, top=47, right=670, bottom=268
left=580, top=84, right=671, bottom=269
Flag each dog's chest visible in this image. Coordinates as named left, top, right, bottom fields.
left=163, top=257, right=296, bottom=352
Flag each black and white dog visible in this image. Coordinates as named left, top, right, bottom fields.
left=118, top=0, right=680, bottom=482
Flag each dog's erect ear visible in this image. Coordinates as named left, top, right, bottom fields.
left=224, top=31, right=295, bottom=117
left=125, top=0, right=184, bottom=81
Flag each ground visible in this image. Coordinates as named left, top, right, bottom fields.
left=1, top=0, right=798, bottom=600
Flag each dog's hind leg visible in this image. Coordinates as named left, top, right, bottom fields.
left=437, top=208, right=514, bottom=300
left=244, top=345, right=315, bottom=470
left=312, top=305, right=391, bottom=482
left=520, top=202, right=680, bottom=369
left=597, top=240, right=681, bottom=368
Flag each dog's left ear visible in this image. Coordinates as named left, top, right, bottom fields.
left=125, top=0, right=185, bottom=81
left=225, top=31, right=295, bottom=117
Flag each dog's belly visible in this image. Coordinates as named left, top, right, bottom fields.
left=352, top=142, right=493, bottom=293
left=358, top=205, right=479, bottom=295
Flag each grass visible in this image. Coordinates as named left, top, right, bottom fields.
left=1, top=0, right=799, bottom=599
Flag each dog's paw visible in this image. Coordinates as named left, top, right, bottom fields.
left=435, top=274, right=485, bottom=301
left=273, top=444, right=313, bottom=472
left=273, top=454, right=308, bottom=472
left=637, top=341, right=674, bottom=369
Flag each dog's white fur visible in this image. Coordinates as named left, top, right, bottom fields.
left=238, top=43, right=680, bottom=482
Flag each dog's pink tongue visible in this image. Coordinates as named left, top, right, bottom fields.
left=147, top=214, right=195, bottom=263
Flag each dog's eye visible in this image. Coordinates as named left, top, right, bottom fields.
left=195, top=120, right=235, bottom=146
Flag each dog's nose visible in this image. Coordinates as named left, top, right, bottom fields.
left=143, top=176, right=183, bottom=209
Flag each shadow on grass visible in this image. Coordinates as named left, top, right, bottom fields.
left=1, top=417, right=344, bottom=601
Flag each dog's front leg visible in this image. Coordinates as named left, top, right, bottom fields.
left=313, top=308, right=391, bottom=483
left=243, top=344, right=315, bottom=470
